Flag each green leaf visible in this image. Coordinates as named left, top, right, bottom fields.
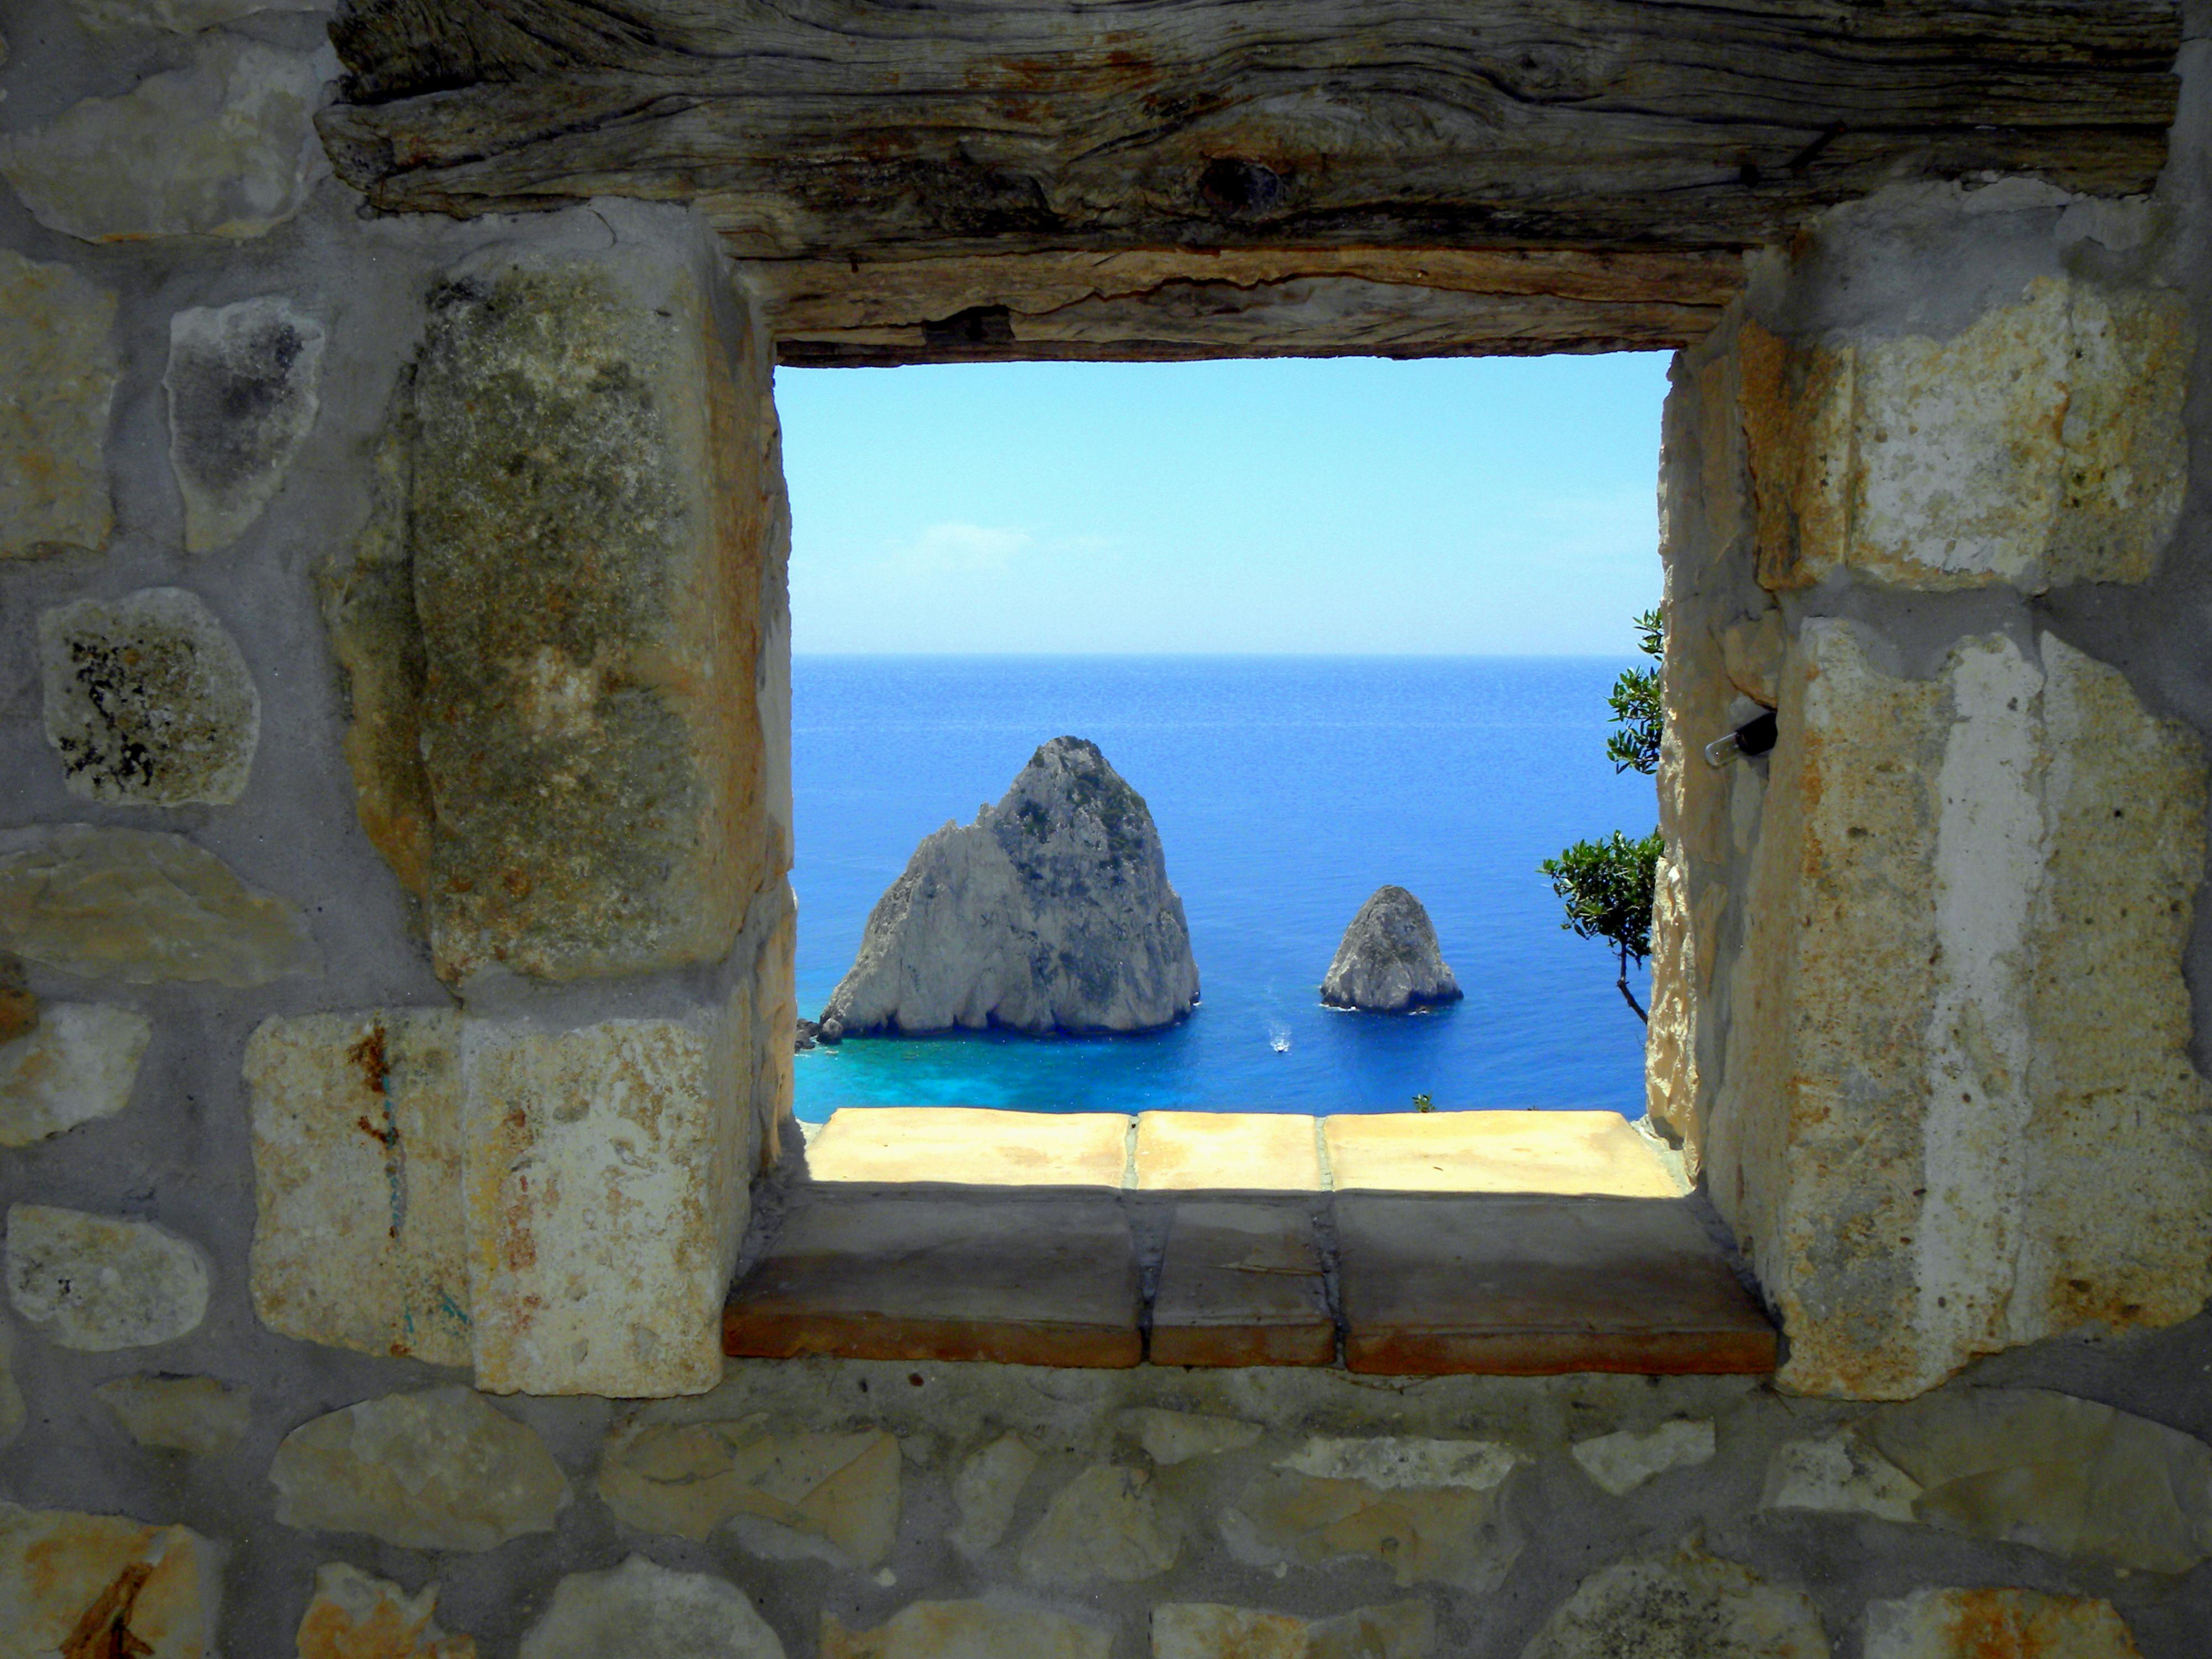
left=1604, top=607, right=1666, bottom=775
left=1540, top=828, right=1663, bottom=966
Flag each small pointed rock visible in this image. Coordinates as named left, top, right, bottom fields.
left=1321, top=886, right=1461, bottom=1013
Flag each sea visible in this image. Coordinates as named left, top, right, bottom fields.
left=792, top=656, right=1658, bottom=1123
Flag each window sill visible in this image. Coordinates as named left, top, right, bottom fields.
left=724, top=1110, right=1776, bottom=1376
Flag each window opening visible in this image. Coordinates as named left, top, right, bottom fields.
left=727, top=351, right=1775, bottom=1377
left=778, top=353, right=1669, bottom=1131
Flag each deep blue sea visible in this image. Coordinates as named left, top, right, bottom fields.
left=791, top=657, right=1657, bottom=1122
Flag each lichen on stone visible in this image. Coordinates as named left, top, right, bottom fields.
left=4, top=1203, right=211, bottom=1352
left=1519, top=1546, right=1828, bottom=1659
left=404, top=251, right=773, bottom=982
left=40, top=588, right=260, bottom=807
left=166, top=296, right=327, bottom=551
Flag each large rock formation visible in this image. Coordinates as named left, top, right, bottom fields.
left=1321, top=886, right=1462, bottom=1012
left=822, top=738, right=1198, bottom=1036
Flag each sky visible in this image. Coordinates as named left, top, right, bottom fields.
left=775, top=351, right=1671, bottom=656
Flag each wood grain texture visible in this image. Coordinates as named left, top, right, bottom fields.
left=323, top=1, right=2176, bottom=357
left=326, top=1, right=2177, bottom=249
left=754, top=245, right=1740, bottom=362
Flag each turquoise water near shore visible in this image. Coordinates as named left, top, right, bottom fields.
left=792, top=656, right=1657, bottom=1121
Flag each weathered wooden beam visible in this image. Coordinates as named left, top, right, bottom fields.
left=749, top=246, right=1740, bottom=364
left=324, top=0, right=2179, bottom=267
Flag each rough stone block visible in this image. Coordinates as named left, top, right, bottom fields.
left=1864, top=1387, right=2212, bottom=1575
left=0, top=1502, right=220, bottom=1659
left=1135, top=1111, right=1321, bottom=1190
left=1641, top=855, right=1702, bottom=1151
left=1153, top=1602, right=1432, bottom=1659
left=1720, top=611, right=1787, bottom=706
left=949, top=1433, right=1037, bottom=1557
left=1646, top=347, right=1760, bottom=1177
left=268, top=1386, right=570, bottom=1551
left=166, top=296, right=326, bottom=551
left=0, top=1002, right=149, bottom=1146
left=40, top=588, right=259, bottom=806
left=296, top=1563, right=476, bottom=1659
left=1150, top=1201, right=1334, bottom=1367
left=1569, top=1419, right=1715, bottom=1496
left=806, top=1105, right=1128, bottom=1186
left=1154, top=1605, right=1310, bottom=1659
left=1335, top=1193, right=1777, bottom=1376
left=1324, top=1109, right=1681, bottom=1196
left=823, top=1601, right=1108, bottom=1659
left=1519, top=1547, right=1827, bottom=1659
left=1225, top=1437, right=1522, bottom=1592
left=1862, top=1588, right=2140, bottom=1659
left=243, top=1010, right=472, bottom=1368
left=95, top=1375, right=252, bottom=1457
left=1760, top=1435, right=1919, bottom=1523
left=1018, top=1462, right=1178, bottom=1586
left=463, top=1010, right=751, bottom=1396
left=723, top=1191, right=1142, bottom=1368
left=2017, top=638, right=2212, bottom=1341
left=521, top=1556, right=782, bottom=1659
left=0, top=250, right=117, bottom=558
left=1708, top=623, right=2212, bottom=1397
left=0, top=36, right=330, bottom=242
left=320, top=422, right=435, bottom=902
left=1763, top=1391, right=2212, bottom=1578
left=246, top=1000, right=763, bottom=1396
left=1742, top=278, right=2189, bottom=592
left=0, top=825, right=316, bottom=986
left=4, top=1204, right=209, bottom=1352
left=598, top=1418, right=901, bottom=1566
left=1279, top=1437, right=1523, bottom=1488
left=1117, top=1408, right=1262, bottom=1467
left=406, top=217, right=786, bottom=983
left=749, top=897, right=797, bottom=1169
left=73, top=0, right=330, bottom=28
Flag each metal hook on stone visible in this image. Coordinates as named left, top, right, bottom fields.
left=1703, top=710, right=1778, bottom=768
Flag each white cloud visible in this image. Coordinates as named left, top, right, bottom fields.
left=795, top=521, right=1136, bottom=651
left=880, top=522, right=1033, bottom=577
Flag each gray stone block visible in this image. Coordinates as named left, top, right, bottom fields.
left=40, top=588, right=259, bottom=806
left=166, top=298, right=326, bottom=552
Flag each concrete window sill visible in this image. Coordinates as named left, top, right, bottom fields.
left=723, top=1110, right=1777, bottom=1375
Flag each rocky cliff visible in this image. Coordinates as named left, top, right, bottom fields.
left=821, top=738, right=1199, bottom=1036
left=1320, top=886, right=1462, bottom=1013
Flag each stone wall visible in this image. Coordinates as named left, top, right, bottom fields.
left=1, top=2, right=2211, bottom=1656
left=1645, top=137, right=2212, bottom=1403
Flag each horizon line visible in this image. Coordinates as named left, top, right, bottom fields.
left=791, top=649, right=1647, bottom=660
